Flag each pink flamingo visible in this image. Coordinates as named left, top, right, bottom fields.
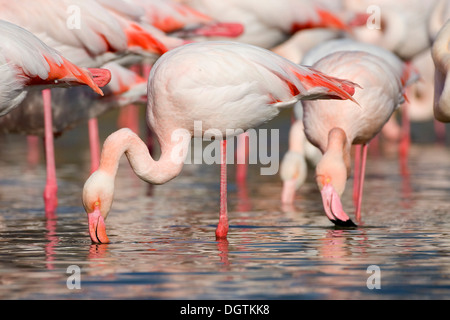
left=280, top=38, right=418, bottom=208
left=432, top=20, right=450, bottom=123
left=82, top=41, right=359, bottom=243
left=301, top=50, right=407, bottom=226
left=0, top=20, right=110, bottom=214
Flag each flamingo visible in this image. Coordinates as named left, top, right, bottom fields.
left=0, top=20, right=110, bottom=213
left=431, top=20, right=450, bottom=123
left=280, top=38, right=418, bottom=207
left=82, top=41, right=360, bottom=243
left=300, top=49, right=406, bottom=226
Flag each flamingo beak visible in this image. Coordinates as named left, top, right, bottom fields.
left=88, top=205, right=110, bottom=244
left=320, top=183, right=357, bottom=227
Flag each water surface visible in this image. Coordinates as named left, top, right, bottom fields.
left=1, top=110, right=450, bottom=300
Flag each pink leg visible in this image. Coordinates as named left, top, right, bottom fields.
left=216, top=140, right=229, bottom=239
left=88, top=118, right=100, bottom=173
left=355, top=143, right=368, bottom=222
left=42, top=89, right=58, bottom=216
left=236, top=132, right=249, bottom=184
left=353, top=144, right=362, bottom=207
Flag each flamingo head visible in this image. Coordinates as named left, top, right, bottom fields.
left=280, top=151, right=308, bottom=204
left=315, top=156, right=356, bottom=227
left=82, top=170, right=114, bottom=244
left=317, top=176, right=356, bottom=227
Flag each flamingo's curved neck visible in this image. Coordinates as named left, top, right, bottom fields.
left=325, top=127, right=351, bottom=175
left=100, top=128, right=190, bottom=185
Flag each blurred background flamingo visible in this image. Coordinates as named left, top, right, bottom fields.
left=0, top=20, right=111, bottom=214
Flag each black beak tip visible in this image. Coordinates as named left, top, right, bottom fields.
left=331, top=218, right=358, bottom=228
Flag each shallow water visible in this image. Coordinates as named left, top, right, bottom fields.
left=1, top=109, right=450, bottom=300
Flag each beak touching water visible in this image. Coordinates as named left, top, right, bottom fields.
left=320, top=183, right=357, bottom=227
left=88, top=203, right=110, bottom=244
